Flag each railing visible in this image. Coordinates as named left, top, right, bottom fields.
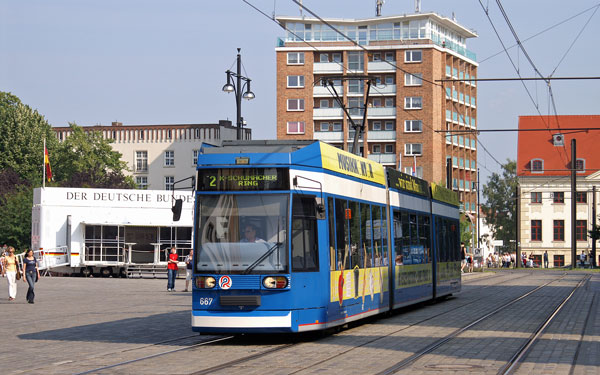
left=313, top=62, right=343, bottom=74
left=17, top=247, right=69, bottom=272
left=313, top=108, right=344, bottom=119
left=314, top=131, right=344, bottom=141
left=367, top=61, right=396, bottom=72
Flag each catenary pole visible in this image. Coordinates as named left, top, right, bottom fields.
left=593, top=186, right=597, bottom=268
left=571, top=139, right=577, bottom=269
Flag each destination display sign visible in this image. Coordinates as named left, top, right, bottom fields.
left=197, top=168, right=289, bottom=191
left=319, top=143, right=386, bottom=185
left=387, top=168, right=430, bottom=197
left=431, top=183, right=460, bottom=207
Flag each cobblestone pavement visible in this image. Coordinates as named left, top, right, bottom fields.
left=0, top=271, right=597, bottom=374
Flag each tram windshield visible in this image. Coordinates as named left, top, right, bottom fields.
left=196, top=194, right=288, bottom=274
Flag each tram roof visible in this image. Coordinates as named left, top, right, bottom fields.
left=203, top=140, right=317, bottom=154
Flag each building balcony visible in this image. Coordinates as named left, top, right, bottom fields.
left=367, top=61, right=396, bottom=72
left=371, top=84, right=396, bottom=95
left=367, top=107, right=396, bottom=118
left=313, top=62, right=343, bottom=74
left=367, top=130, right=396, bottom=141
left=313, top=108, right=344, bottom=119
left=314, top=131, right=344, bottom=142
left=368, top=153, right=396, bottom=165
left=313, top=85, right=343, bottom=97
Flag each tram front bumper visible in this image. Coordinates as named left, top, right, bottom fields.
left=191, top=310, right=293, bottom=333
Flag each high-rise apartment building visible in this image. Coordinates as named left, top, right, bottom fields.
left=275, top=13, right=478, bottom=212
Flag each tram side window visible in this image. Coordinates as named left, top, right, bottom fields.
left=349, top=200, right=364, bottom=268
left=335, top=198, right=349, bottom=270
left=420, top=216, right=431, bottom=263
left=381, top=207, right=388, bottom=262
left=372, top=206, right=387, bottom=265
left=291, top=196, right=319, bottom=272
left=361, top=203, right=373, bottom=267
left=327, top=198, right=336, bottom=271
left=450, top=219, right=459, bottom=261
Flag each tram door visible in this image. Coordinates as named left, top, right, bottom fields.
left=125, top=226, right=156, bottom=264
left=290, top=195, right=323, bottom=308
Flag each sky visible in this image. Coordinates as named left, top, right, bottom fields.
left=2, top=0, right=599, bottom=184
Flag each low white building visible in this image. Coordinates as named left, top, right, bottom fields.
left=53, top=120, right=250, bottom=190
left=32, top=187, right=194, bottom=276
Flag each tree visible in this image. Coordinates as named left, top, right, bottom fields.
left=481, top=160, right=518, bottom=252
left=0, top=186, right=33, bottom=251
left=53, top=123, right=135, bottom=188
left=0, top=92, right=58, bottom=182
left=460, top=214, right=473, bottom=249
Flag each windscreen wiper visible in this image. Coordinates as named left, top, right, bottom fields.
left=243, top=242, right=283, bottom=274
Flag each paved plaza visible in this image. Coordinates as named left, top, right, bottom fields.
left=0, top=271, right=598, bottom=374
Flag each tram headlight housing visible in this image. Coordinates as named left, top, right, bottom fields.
left=196, top=276, right=216, bottom=289
left=263, top=276, right=288, bottom=289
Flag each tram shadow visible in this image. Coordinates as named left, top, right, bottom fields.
left=18, top=309, right=194, bottom=345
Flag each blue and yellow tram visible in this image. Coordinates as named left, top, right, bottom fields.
left=191, top=141, right=460, bottom=333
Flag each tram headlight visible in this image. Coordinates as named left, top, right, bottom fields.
left=196, top=276, right=216, bottom=289
left=263, top=276, right=288, bottom=289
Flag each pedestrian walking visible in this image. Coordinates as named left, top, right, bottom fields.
left=2, top=247, right=20, bottom=300
left=22, top=249, right=41, bottom=304
left=580, top=250, right=587, bottom=268
left=167, top=247, right=178, bottom=292
left=460, top=242, right=467, bottom=273
left=183, top=249, right=193, bottom=292
left=543, top=251, right=549, bottom=268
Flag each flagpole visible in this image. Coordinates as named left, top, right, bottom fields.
left=43, top=137, right=46, bottom=188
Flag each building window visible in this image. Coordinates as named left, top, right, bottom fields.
left=575, top=158, right=585, bottom=173
left=553, top=220, right=564, bottom=241
left=167, top=129, right=172, bottom=139
left=165, top=176, right=174, bottom=191
left=531, top=220, right=542, bottom=241
left=332, top=53, right=342, bottom=62
left=287, top=52, right=304, bottom=65
left=135, top=176, right=148, bottom=189
left=531, top=192, right=542, bottom=204
left=404, top=120, right=422, bottom=132
left=385, top=76, right=394, bottom=85
left=384, top=97, right=394, bottom=107
left=319, top=99, right=330, bottom=108
left=348, top=79, right=363, bottom=94
left=372, top=121, right=381, bottom=131
left=385, top=144, right=393, bottom=153
left=405, top=50, right=422, bottom=63
left=319, top=122, right=329, bottom=132
left=164, top=151, right=174, bottom=167
left=405, top=143, right=422, bottom=156
left=405, top=73, right=423, bottom=86
left=193, top=150, right=199, bottom=165
left=372, top=98, right=382, bottom=107
left=384, top=52, right=395, bottom=61
left=287, top=121, right=305, bottom=134
left=287, top=99, right=305, bottom=111
left=372, top=53, right=381, bottom=61
left=138, top=130, right=144, bottom=140
left=332, top=122, right=342, bottom=131
left=531, top=159, right=543, bottom=173
left=287, top=75, right=305, bottom=88
left=385, top=121, right=394, bottom=131
left=319, top=53, right=329, bottom=62
left=195, top=128, right=200, bottom=139
left=135, top=151, right=148, bottom=172
left=348, top=51, right=364, bottom=71
left=404, top=97, right=422, bottom=109
left=576, top=192, right=587, bottom=203
left=553, top=192, right=564, bottom=203
left=576, top=220, right=587, bottom=241
left=372, top=144, right=381, bottom=154
left=553, top=255, right=564, bottom=267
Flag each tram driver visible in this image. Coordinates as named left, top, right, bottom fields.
left=240, top=224, right=265, bottom=243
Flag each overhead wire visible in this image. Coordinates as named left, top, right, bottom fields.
left=477, top=0, right=569, bottom=166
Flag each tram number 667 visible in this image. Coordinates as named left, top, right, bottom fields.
left=199, top=298, right=213, bottom=306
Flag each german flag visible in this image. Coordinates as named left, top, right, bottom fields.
left=44, top=146, right=52, bottom=182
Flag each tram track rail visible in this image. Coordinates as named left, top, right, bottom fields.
left=374, top=273, right=588, bottom=375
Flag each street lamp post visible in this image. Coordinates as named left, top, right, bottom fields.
left=222, top=48, right=255, bottom=140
